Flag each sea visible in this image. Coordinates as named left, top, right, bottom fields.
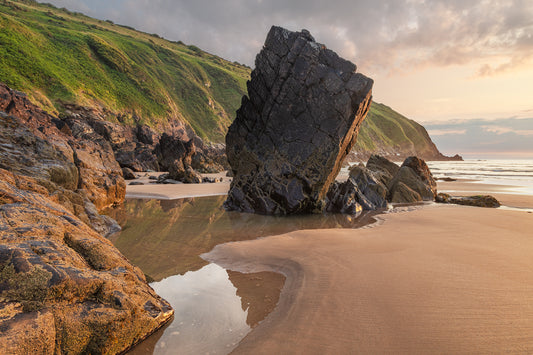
left=426, top=159, right=533, bottom=195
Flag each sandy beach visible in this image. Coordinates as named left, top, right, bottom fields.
left=125, top=176, right=533, bottom=353
left=125, top=172, right=230, bottom=199
left=205, top=203, right=533, bottom=353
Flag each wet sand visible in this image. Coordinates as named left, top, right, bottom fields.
left=205, top=203, right=533, bottom=353
left=438, top=180, right=533, bottom=209
left=125, top=175, right=533, bottom=353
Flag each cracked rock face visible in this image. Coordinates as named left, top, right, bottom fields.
left=225, top=26, right=373, bottom=215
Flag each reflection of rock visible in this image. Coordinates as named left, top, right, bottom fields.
left=436, top=193, right=501, bottom=208
left=227, top=270, right=286, bottom=328
left=0, top=169, right=173, bottom=354
left=107, top=196, right=378, bottom=281
left=225, top=26, right=373, bottom=215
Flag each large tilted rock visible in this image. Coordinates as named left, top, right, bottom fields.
left=0, top=169, right=173, bottom=354
left=225, top=26, right=373, bottom=214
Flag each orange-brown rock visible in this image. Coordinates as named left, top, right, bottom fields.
left=0, top=83, right=125, bottom=211
left=0, top=169, right=173, bottom=353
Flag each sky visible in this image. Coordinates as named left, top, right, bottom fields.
left=42, top=0, right=533, bottom=158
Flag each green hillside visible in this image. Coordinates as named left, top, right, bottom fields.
left=353, top=102, right=442, bottom=159
left=0, top=0, right=249, bottom=142
left=0, top=0, right=445, bottom=158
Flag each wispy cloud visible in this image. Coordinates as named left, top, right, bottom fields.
left=41, top=0, right=533, bottom=77
left=425, top=117, right=533, bottom=157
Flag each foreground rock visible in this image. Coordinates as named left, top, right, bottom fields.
left=436, top=193, right=501, bottom=208
left=0, top=83, right=173, bottom=353
left=225, top=26, right=373, bottom=214
left=0, top=169, right=173, bottom=354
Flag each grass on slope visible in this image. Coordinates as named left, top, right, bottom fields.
left=0, top=0, right=249, bottom=142
left=354, top=102, right=438, bottom=156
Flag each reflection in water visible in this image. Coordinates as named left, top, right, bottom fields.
left=128, top=264, right=249, bottom=355
left=106, top=196, right=377, bottom=355
left=227, top=270, right=286, bottom=328
left=106, top=196, right=377, bottom=281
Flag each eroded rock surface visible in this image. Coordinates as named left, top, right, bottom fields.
left=225, top=26, right=373, bottom=214
left=0, top=169, right=173, bottom=354
left=0, top=83, right=173, bottom=353
left=0, top=84, right=125, bottom=212
left=329, top=155, right=438, bottom=212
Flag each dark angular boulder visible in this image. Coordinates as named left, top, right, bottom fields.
left=122, top=167, right=137, bottom=180
left=326, top=164, right=388, bottom=213
left=225, top=26, right=373, bottom=215
left=366, top=154, right=400, bottom=185
left=389, top=180, right=423, bottom=203
left=325, top=181, right=363, bottom=215
left=387, top=156, right=436, bottom=203
left=348, top=165, right=388, bottom=209
left=401, top=156, right=437, bottom=198
left=156, top=133, right=202, bottom=183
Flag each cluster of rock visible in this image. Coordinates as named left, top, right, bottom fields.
left=61, top=103, right=226, bottom=183
left=225, top=26, right=374, bottom=214
left=326, top=155, right=437, bottom=213
left=0, top=83, right=173, bottom=353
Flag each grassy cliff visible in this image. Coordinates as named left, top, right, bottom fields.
left=0, top=0, right=248, bottom=142
left=353, top=102, right=443, bottom=160
left=0, top=0, right=445, bottom=158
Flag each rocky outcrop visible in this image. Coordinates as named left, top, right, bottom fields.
left=387, top=157, right=437, bottom=202
left=436, top=193, right=501, bottom=208
left=0, top=84, right=125, bottom=212
left=326, top=164, right=388, bottom=213
left=0, top=83, right=173, bottom=352
left=0, top=169, right=173, bottom=354
left=61, top=103, right=223, bottom=181
left=225, top=26, right=373, bottom=215
left=328, top=155, right=438, bottom=213
left=156, top=134, right=202, bottom=183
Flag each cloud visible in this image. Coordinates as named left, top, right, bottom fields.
left=40, top=0, right=533, bottom=76
left=425, top=117, right=533, bottom=157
